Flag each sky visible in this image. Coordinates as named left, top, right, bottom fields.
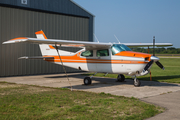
left=73, top=0, right=180, bottom=48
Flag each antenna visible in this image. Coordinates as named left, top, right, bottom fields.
left=114, top=35, right=120, bottom=43
left=94, top=33, right=99, bottom=43
left=153, top=36, right=155, bottom=56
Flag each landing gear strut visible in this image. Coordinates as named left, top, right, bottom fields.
left=117, top=74, right=125, bottom=82
left=134, top=76, right=141, bottom=87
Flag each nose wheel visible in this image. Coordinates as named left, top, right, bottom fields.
left=134, top=77, right=141, bottom=87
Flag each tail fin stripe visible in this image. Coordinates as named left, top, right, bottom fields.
left=35, top=31, right=47, bottom=39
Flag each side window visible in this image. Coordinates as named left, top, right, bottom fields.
left=81, top=50, right=93, bottom=57
left=97, top=49, right=109, bottom=57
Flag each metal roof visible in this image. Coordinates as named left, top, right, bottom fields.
left=0, top=0, right=94, bottom=18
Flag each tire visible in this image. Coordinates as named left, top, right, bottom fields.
left=134, top=78, right=141, bottom=87
left=84, top=77, right=92, bottom=85
left=117, top=74, right=125, bottom=82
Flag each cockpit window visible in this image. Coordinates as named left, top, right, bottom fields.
left=111, top=44, right=132, bottom=55
left=81, top=50, right=93, bottom=57
left=97, top=49, right=109, bottom=57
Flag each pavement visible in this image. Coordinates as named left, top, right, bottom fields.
left=142, top=91, right=180, bottom=120
left=0, top=72, right=180, bottom=119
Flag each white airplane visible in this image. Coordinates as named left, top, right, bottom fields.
left=3, top=31, right=173, bottom=87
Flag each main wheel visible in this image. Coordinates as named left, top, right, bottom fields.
left=117, top=74, right=125, bottom=82
left=84, top=77, right=92, bottom=85
left=134, top=78, right=141, bottom=87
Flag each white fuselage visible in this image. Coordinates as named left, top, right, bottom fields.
left=44, top=47, right=150, bottom=76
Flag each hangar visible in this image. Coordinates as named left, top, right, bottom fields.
left=0, top=0, right=94, bottom=77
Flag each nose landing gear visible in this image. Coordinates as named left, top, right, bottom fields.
left=134, top=76, right=141, bottom=87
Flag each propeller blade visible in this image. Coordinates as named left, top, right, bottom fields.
left=155, top=61, right=165, bottom=70
left=143, top=60, right=154, bottom=72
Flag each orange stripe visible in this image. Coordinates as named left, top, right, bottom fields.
left=10, top=37, right=27, bottom=41
left=43, top=52, right=148, bottom=64
left=49, top=45, right=55, bottom=49
left=43, top=54, right=148, bottom=64
left=43, top=54, right=147, bottom=64
left=45, top=59, right=147, bottom=64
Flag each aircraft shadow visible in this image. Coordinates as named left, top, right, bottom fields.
left=45, top=73, right=84, bottom=79
left=140, top=75, right=180, bottom=81
left=45, top=74, right=180, bottom=90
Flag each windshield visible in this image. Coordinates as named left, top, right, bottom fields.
left=111, top=44, right=132, bottom=55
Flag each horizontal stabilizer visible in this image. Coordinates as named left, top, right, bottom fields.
left=18, top=56, right=54, bottom=60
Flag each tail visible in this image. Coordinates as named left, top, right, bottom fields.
left=35, top=31, right=50, bottom=56
left=35, top=31, right=75, bottom=56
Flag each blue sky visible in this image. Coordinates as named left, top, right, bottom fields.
left=73, top=0, right=180, bottom=48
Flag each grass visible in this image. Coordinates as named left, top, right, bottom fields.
left=83, top=58, right=180, bottom=84
left=0, top=82, right=164, bottom=120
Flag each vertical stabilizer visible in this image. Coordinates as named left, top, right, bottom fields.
left=35, top=30, right=74, bottom=56
left=35, top=31, right=48, bottom=39
left=35, top=31, right=50, bottom=56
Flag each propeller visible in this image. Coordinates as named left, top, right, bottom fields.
left=155, top=61, right=165, bottom=70
left=143, top=36, right=165, bottom=73
left=143, top=60, right=153, bottom=72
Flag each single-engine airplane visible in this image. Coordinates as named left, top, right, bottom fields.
left=3, top=31, right=173, bottom=87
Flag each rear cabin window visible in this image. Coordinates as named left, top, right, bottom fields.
left=97, top=49, right=109, bottom=57
left=81, top=50, right=93, bottom=57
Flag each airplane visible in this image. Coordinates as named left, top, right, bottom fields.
left=3, top=30, right=173, bottom=87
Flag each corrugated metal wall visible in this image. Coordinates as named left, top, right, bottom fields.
left=0, top=0, right=94, bottom=42
left=0, top=6, right=89, bottom=76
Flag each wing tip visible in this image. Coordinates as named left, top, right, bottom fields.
left=2, top=37, right=28, bottom=44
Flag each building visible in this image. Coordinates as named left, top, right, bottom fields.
left=0, top=0, right=94, bottom=76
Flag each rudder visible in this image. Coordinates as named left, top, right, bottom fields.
left=35, top=30, right=50, bottom=56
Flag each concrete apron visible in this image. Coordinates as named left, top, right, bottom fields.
left=0, top=73, right=180, bottom=99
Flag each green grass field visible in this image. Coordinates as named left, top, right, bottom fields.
left=0, top=82, right=163, bottom=120
left=83, top=58, right=180, bottom=84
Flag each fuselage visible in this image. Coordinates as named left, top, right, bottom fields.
left=43, top=44, right=152, bottom=77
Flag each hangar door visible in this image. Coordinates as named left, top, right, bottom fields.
left=0, top=6, right=89, bottom=76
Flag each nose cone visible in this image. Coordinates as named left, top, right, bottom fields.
left=150, top=56, right=159, bottom=62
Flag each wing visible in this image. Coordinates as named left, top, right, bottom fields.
left=2, top=30, right=173, bottom=49
left=123, top=43, right=173, bottom=47
left=2, top=37, right=112, bottom=49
